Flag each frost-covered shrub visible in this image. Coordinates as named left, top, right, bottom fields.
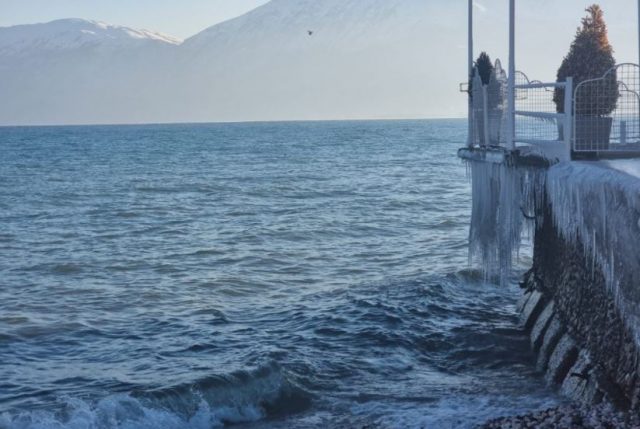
left=474, top=52, right=493, bottom=87
left=470, top=52, right=503, bottom=110
left=553, top=4, right=618, bottom=116
left=469, top=53, right=493, bottom=98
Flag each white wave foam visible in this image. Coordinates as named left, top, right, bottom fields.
left=0, top=363, right=297, bottom=429
left=0, top=394, right=264, bottom=429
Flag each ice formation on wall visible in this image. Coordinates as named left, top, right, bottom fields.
left=467, top=159, right=543, bottom=285
left=546, top=162, right=640, bottom=344
left=468, top=156, right=640, bottom=343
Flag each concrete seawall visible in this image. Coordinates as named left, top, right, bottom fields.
left=462, top=154, right=640, bottom=425
left=518, top=163, right=640, bottom=412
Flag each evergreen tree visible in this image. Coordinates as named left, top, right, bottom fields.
left=553, top=4, right=617, bottom=115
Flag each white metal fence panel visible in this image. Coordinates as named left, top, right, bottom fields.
left=573, top=63, right=640, bottom=154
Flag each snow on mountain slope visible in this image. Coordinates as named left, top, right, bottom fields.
left=183, top=0, right=448, bottom=53
left=0, top=18, right=181, bottom=57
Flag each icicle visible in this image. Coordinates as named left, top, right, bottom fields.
left=591, top=229, right=596, bottom=281
left=546, top=162, right=640, bottom=348
left=466, top=160, right=544, bottom=286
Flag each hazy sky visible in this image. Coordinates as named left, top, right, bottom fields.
left=470, top=0, right=640, bottom=82
left=2, top=0, right=640, bottom=123
left=0, top=0, right=270, bottom=39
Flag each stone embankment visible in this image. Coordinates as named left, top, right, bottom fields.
left=520, top=205, right=640, bottom=411
left=479, top=201, right=640, bottom=428
left=465, top=159, right=640, bottom=428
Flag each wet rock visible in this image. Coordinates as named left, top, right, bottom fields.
left=478, top=403, right=640, bottom=428
left=537, top=315, right=565, bottom=372
left=546, top=334, right=579, bottom=385
left=520, top=290, right=545, bottom=331
left=561, top=350, right=595, bottom=402
left=530, top=301, right=555, bottom=352
left=517, top=290, right=532, bottom=314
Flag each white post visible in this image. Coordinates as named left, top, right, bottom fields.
left=468, top=0, right=474, bottom=148
left=564, top=77, right=573, bottom=161
left=482, top=86, right=490, bottom=146
left=506, top=0, right=516, bottom=150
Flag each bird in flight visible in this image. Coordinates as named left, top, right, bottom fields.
left=308, top=30, right=314, bottom=36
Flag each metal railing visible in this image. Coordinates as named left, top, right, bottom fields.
left=573, top=63, right=640, bottom=155
left=465, top=64, right=572, bottom=161
left=513, top=72, right=573, bottom=160
left=465, top=61, right=640, bottom=160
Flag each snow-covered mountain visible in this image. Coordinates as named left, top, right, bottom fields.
left=184, top=0, right=438, bottom=52
left=0, top=19, right=181, bottom=57
left=0, top=1, right=467, bottom=125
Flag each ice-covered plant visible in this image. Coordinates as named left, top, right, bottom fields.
left=553, top=4, right=618, bottom=115
left=469, top=52, right=494, bottom=98
left=474, top=52, right=494, bottom=87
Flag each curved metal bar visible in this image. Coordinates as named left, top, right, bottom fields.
left=574, top=63, right=639, bottom=94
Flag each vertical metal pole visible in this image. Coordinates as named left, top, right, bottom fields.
left=468, top=0, right=474, bottom=148
left=507, top=0, right=516, bottom=150
left=482, top=86, right=490, bottom=146
left=564, top=77, right=574, bottom=161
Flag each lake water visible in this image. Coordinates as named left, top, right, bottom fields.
left=0, top=120, right=561, bottom=428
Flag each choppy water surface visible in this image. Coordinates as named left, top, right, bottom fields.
left=0, top=120, right=560, bottom=428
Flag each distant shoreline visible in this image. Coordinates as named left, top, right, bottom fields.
left=0, top=117, right=466, bottom=129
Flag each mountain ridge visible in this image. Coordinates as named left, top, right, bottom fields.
left=0, top=18, right=182, bottom=57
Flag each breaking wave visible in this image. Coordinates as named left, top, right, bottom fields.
left=0, top=363, right=311, bottom=429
